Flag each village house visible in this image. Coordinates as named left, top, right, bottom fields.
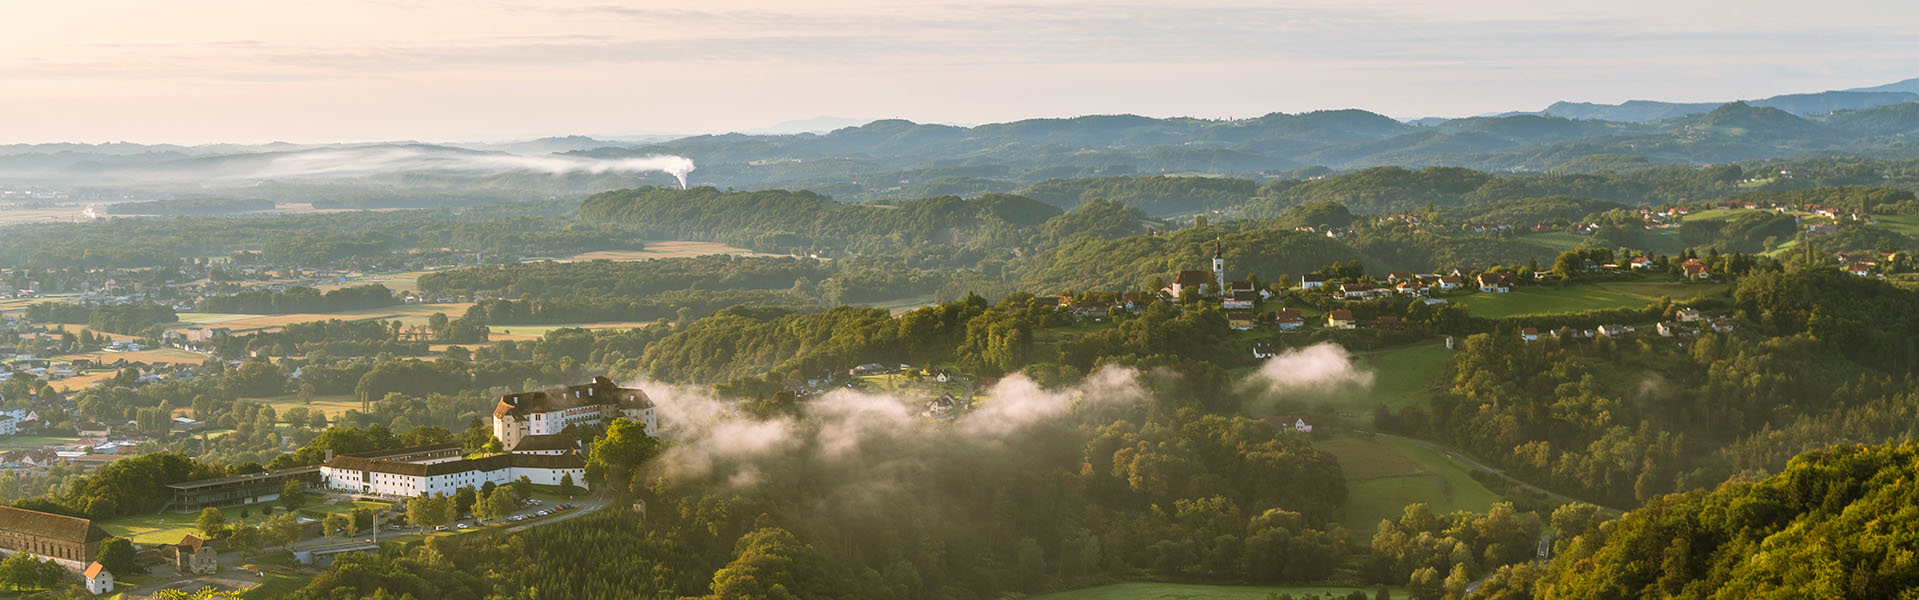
left=1520, top=327, right=1539, bottom=342
left=1337, top=283, right=1378, bottom=301
left=1274, top=309, right=1304, bottom=331
left=1476, top=272, right=1513, bottom=293
left=1227, top=311, right=1256, bottom=331
left=1435, top=276, right=1463, bottom=291
left=1676, top=308, right=1702, bottom=322
left=173, top=533, right=217, bottom=575
left=1629, top=256, right=1654, bottom=269
left=1298, top=276, right=1324, bottom=290
left=1681, top=258, right=1710, bottom=280
left=1327, top=309, right=1356, bottom=330
left=1596, top=324, right=1634, bottom=338
left=1375, top=315, right=1402, bottom=330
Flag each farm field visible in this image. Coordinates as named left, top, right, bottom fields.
left=1448, top=280, right=1725, bottom=318
left=1030, top=583, right=1398, bottom=600
left=1316, top=434, right=1502, bottom=539
left=858, top=294, right=938, bottom=315
left=1356, top=341, right=1451, bottom=416
left=168, top=302, right=474, bottom=334
left=1873, top=214, right=1919, bottom=236
left=312, top=269, right=438, bottom=293
left=55, top=347, right=206, bottom=365
left=252, top=393, right=365, bottom=419
left=1516, top=231, right=1585, bottom=251
left=50, top=370, right=122, bottom=392
left=561, top=240, right=760, bottom=261
left=488, top=321, right=657, bottom=341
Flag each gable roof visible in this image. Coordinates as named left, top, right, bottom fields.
left=0, top=506, right=109, bottom=544
left=495, top=375, right=652, bottom=418
left=1329, top=309, right=1354, bottom=320
left=84, top=562, right=106, bottom=578
left=1171, top=270, right=1212, bottom=285
left=177, top=533, right=207, bottom=551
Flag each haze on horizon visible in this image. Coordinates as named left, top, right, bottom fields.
left=5, top=0, right=1917, bottom=145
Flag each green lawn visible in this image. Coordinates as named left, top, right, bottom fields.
left=1355, top=341, right=1451, bottom=416
left=239, top=572, right=312, bottom=599
left=1449, top=280, right=1725, bottom=319
left=1516, top=231, right=1586, bottom=252
left=1874, top=214, right=1919, bottom=237
left=1029, top=583, right=1399, bottom=600
left=1317, top=434, right=1502, bottom=540
left=0, top=435, right=82, bottom=450
left=1683, top=208, right=1746, bottom=222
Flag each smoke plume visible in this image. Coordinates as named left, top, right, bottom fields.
left=243, top=146, right=697, bottom=188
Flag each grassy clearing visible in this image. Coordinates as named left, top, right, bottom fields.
left=50, top=370, right=122, bottom=392
left=98, top=510, right=206, bottom=545
left=1356, top=341, right=1450, bottom=416
left=1516, top=231, right=1586, bottom=252
left=1318, top=434, right=1502, bottom=539
left=1449, top=280, right=1725, bottom=319
left=1683, top=208, right=1746, bottom=222
left=1029, top=583, right=1399, bottom=600
left=857, top=294, right=939, bottom=315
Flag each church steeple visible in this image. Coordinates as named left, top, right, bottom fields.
left=1212, top=238, right=1226, bottom=290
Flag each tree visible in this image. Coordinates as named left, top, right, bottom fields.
left=195, top=506, right=227, bottom=537
left=226, top=525, right=262, bottom=558
left=1443, top=563, right=1470, bottom=599
left=513, top=475, right=533, bottom=500
left=96, top=536, right=142, bottom=575
left=585, top=418, right=663, bottom=493
left=0, top=551, right=65, bottom=591
left=480, top=487, right=516, bottom=523
left=559, top=472, right=578, bottom=498
left=153, top=587, right=241, bottom=599
left=322, top=513, right=350, bottom=541
left=279, top=479, right=307, bottom=511
left=265, top=513, right=303, bottom=548
left=1409, top=567, right=1442, bottom=600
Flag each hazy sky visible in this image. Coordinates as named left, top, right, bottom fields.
left=4, top=0, right=1916, bottom=144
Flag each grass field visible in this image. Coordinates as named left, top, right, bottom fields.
left=1355, top=342, right=1451, bottom=416
left=1449, top=280, right=1725, bottom=319
left=1682, top=208, right=1746, bottom=222
left=1874, top=214, right=1919, bottom=237
left=239, top=572, right=312, bottom=599
left=98, top=509, right=207, bottom=545
left=561, top=240, right=759, bottom=261
left=1317, top=434, right=1502, bottom=539
left=54, top=348, right=206, bottom=365
left=1030, top=583, right=1399, bottom=600
left=1516, top=231, right=1586, bottom=251
left=0, top=435, right=82, bottom=450
left=312, top=270, right=436, bottom=293
left=858, top=294, right=938, bottom=315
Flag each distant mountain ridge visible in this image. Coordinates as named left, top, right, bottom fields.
left=1539, top=90, right=1919, bottom=122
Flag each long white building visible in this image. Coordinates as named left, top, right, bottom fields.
left=492, top=376, right=657, bottom=452
left=319, top=443, right=587, bottom=498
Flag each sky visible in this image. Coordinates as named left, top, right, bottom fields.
left=3, top=0, right=1916, bottom=144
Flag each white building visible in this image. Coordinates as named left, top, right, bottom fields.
left=319, top=443, right=587, bottom=498
left=492, top=376, right=656, bottom=452
left=84, top=562, right=112, bottom=595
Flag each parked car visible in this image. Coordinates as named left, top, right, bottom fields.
left=456, top=523, right=470, bottom=530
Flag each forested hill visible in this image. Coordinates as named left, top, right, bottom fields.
left=1475, top=442, right=1919, bottom=599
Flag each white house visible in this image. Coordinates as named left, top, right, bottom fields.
left=84, top=562, right=112, bottom=595
left=1520, top=328, right=1539, bottom=342
left=1299, top=276, right=1324, bottom=290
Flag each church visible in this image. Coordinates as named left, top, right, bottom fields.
left=1164, top=243, right=1229, bottom=298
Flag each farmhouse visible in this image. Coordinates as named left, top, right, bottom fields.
left=172, top=533, right=217, bottom=575
left=1327, top=309, right=1356, bottom=330
left=1520, top=327, right=1539, bottom=342
left=320, top=443, right=587, bottom=497
left=1681, top=258, right=1709, bottom=280
left=1476, top=272, right=1513, bottom=293
left=1435, top=276, right=1463, bottom=291
left=1299, top=276, right=1324, bottom=290
left=84, top=562, right=112, bottom=595
left=493, top=376, right=657, bottom=452
left=1274, top=308, right=1304, bottom=331
left=0, top=506, right=110, bottom=567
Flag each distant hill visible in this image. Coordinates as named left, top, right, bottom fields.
left=1541, top=90, right=1918, bottom=122
left=1846, top=77, right=1919, bottom=94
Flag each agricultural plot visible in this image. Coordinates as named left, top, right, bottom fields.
left=1356, top=341, right=1451, bottom=416
left=50, top=370, right=122, bottom=392
left=1030, top=583, right=1398, bottom=600
left=55, top=348, right=206, bottom=365
left=488, top=321, right=658, bottom=341
left=561, top=240, right=760, bottom=261
left=169, top=302, right=474, bottom=334
left=1448, top=280, right=1725, bottom=319
left=1316, top=434, right=1502, bottom=540
left=251, top=393, right=365, bottom=419
left=0, top=435, right=82, bottom=451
